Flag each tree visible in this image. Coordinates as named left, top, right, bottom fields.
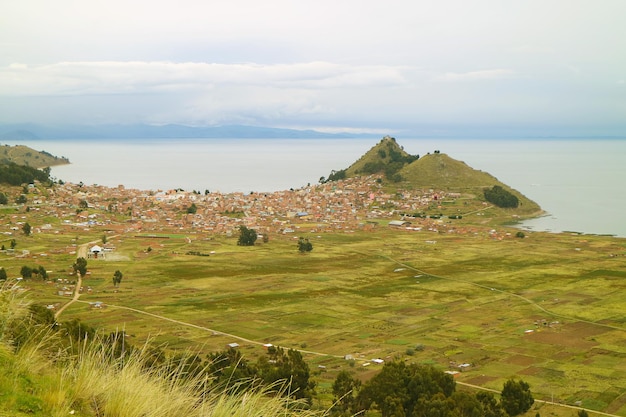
left=484, top=185, right=519, bottom=208
left=10, top=239, right=16, bottom=249
left=78, top=199, right=89, bottom=209
left=207, top=347, right=255, bottom=391
left=0, top=192, right=7, bottom=204
left=22, top=222, right=31, bottom=236
left=256, top=346, right=316, bottom=404
left=186, top=202, right=197, bottom=214
left=355, top=361, right=455, bottom=417
left=37, top=265, right=48, bottom=280
left=476, top=392, right=507, bottom=417
left=73, top=257, right=88, bottom=276
left=20, top=265, right=33, bottom=279
left=578, top=410, right=590, bottom=417
left=237, top=225, right=257, bottom=246
left=500, top=378, right=534, bottom=416
left=102, top=234, right=107, bottom=244
left=112, top=270, right=123, bottom=287
left=15, top=194, right=27, bottom=204
left=297, top=237, right=313, bottom=253
left=332, top=370, right=361, bottom=414
left=0, top=267, right=7, bottom=281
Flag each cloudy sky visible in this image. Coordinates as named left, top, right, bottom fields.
left=1, top=0, right=625, bottom=136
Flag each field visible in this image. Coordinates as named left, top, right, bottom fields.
left=5, top=212, right=626, bottom=416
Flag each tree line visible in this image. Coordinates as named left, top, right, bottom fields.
left=0, top=162, right=51, bottom=186
left=484, top=185, right=519, bottom=208
left=331, top=361, right=534, bottom=417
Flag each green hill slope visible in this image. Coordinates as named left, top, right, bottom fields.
left=0, top=144, right=69, bottom=169
left=398, top=152, right=539, bottom=211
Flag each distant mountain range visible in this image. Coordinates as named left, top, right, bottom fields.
left=0, top=123, right=380, bottom=140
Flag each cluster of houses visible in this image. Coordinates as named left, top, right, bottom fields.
left=2, top=175, right=467, bottom=240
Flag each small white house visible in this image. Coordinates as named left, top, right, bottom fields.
left=89, top=245, right=103, bottom=258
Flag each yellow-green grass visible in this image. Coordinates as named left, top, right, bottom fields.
left=4, top=217, right=626, bottom=415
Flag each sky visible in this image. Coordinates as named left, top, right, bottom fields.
left=1, top=0, right=625, bottom=136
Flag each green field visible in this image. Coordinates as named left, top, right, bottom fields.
left=5, top=218, right=626, bottom=416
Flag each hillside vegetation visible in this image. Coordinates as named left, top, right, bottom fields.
left=0, top=144, right=69, bottom=169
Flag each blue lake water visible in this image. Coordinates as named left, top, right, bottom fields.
left=13, top=138, right=626, bottom=237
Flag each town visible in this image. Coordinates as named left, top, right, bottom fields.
left=5, top=174, right=483, bottom=243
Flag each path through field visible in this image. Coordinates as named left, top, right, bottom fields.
left=58, top=247, right=623, bottom=417
left=54, top=238, right=112, bottom=320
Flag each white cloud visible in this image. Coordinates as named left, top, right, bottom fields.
left=1, top=1, right=626, bottom=133
left=434, top=69, right=515, bottom=82
left=0, top=61, right=408, bottom=96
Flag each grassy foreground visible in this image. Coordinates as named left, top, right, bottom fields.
left=0, top=281, right=323, bottom=417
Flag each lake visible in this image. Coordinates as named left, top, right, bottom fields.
left=13, top=137, right=626, bottom=237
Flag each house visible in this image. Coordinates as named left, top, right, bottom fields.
left=388, top=220, right=410, bottom=227
left=89, top=245, right=103, bottom=258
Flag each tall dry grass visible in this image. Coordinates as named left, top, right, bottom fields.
left=0, top=280, right=326, bottom=417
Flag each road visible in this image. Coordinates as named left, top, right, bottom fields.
left=54, top=238, right=100, bottom=320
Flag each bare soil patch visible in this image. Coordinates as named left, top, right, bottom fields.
left=507, top=354, right=538, bottom=366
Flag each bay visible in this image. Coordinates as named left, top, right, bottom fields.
left=14, top=138, right=626, bottom=238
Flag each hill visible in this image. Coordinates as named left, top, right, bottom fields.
left=0, top=144, right=69, bottom=169
left=331, top=136, right=540, bottom=215
left=398, top=152, right=540, bottom=213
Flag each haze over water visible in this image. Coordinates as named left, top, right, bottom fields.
left=21, top=138, right=626, bottom=238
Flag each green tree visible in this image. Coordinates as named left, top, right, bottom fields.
left=578, top=410, right=589, bottom=417
left=237, top=225, right=257, bottom=246
left=78, top=199, right=89, bottom=209
left=20, top=265, right=33, bottom=279
left=62, top=318, right=97, bottom=345
left=500, top=378, right=534, bottom=416
left=355, top=361, right=455, bottom=417
left=27, top=304, right=56, bottom=327
left=112, top=270, right=123, bottom=287
left=186, top=202, right=197, bottom=214
left=0, top=192, right=7, bottom=204
left=0, top=162, right=50, bottom=186
left=326, top=169, right=347, bottom=182
left=207, top=347, right=255, bottom=391
left=72, top=257, right=88, bottom=276
left=102, top=234, right=107, bottom=244
left=37, top=265, right=48, bottom=280
left=332, top=370, right=361, bottom=415
left=0, top=267, right=7, bottom=281
left=22, top=222, right=31, bottom=236
left=475, top=392, right=507, bottom=417
left=297, top=237, right=313, bottom=253
left=256, top=346, right=316, bottom=404
left=15, top=194, right=27, bottom=204
left=10, top=239, right=16, bottom=249
left=484, top=185, right=519, bottom=208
